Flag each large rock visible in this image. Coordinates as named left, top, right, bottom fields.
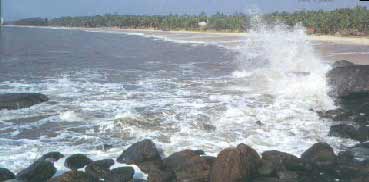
left=117, top=139, right=162, bottom=173
left=64, top=154, right=92, bottom=170
left=301, top=143, right=336, bottom=169
left=163, top=150, right=210, bottom=182
left=147, top=167, right=175, bottom=182
left=40, top=152, right=64, bottom=162
left=329, top=124, right=369, bottom=142
left=209, top=143, right=261, bottom=182
left=16, top=160, right=56, bottom=182
left=85, top=159, right=114, bottom=181
left=0, top=93, right=48, bottom=110
left=332, top=60, right=355, bottom=68
left=0, top=168, right=15, bottom=181
left=47, top=171, right=89, bottom=182
left=110, top=167, right=135, bottom=182
left=117, top=139, right=161, bottom=164
left=327, top=65, right=369, bottom=98
left=260, top=150, right=305, bottom=174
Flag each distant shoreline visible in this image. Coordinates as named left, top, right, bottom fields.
left=6, top=25, right=369, bottom=46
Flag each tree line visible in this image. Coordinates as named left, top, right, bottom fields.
left=12, top=6, right=369, bottom=35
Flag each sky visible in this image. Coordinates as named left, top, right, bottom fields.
left=3, top=0, right=369, bottom=21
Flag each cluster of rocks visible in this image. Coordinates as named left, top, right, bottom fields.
left=1, top=139, right=369, bottom=182
left=320, top=60, right=369, bottom=144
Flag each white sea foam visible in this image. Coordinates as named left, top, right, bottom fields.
left=0, top=22, right=358, bottom=173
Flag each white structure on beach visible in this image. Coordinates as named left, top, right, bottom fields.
left=198, top=21, right=207, bottom=27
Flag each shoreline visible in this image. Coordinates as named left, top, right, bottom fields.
left=6, top=25, right=369, bottom=46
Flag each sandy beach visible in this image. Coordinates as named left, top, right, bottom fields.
left=7, top=25, right=369, bottom=64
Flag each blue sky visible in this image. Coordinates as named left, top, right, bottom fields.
left=3, top=0, right=369, bottom=21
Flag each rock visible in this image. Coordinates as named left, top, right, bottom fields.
left=85, top=159, right=114, bottom=181
left=163, top=150, right=210, bottom=182
left=47, top=171, right=89, bottom=182
left=0, top=168, right=15, bottom=181
left=257, top=160, right=275, bottom=176
left=16, top=160, right=56, bottom=182
left=317, top=108, right=353, bottom=122
left=64, top=154, right=92, bottom=170
left=117, top=139, right=161, bottom=164
left=0, top=93, right=48, bottom=110
left=327, top=65, right=369, bottom=97
left=301, top=143, right=336, bottom=169
left=251, top=177, right=279, bottom=182
left=110, top=167, right=135, bottom=182
left=276, top=171, right=298, bottom=182
left=337, top=150, right=354, bottom=164
left=261, top=150, right=305, bottom=172
left=329, top=124, right=359, bottom=140
left=357, top=126, right=369, bottom=142
left=209, top=143, right=261, bottom=182
left=332, top=60, right=355, bottom=68
left=117, top=139, right=162, bottom=173
left=40, top=152, right=64, bottom=162
left=147, top=167, right=175, bottom=182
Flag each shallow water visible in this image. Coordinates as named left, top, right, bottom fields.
left=0, top=26, right=356, bottom=172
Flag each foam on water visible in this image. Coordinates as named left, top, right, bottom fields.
left=0, top=23, right=358, bottom=173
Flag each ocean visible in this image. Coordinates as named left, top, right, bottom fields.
left=0, top=25, right=356, bottom=173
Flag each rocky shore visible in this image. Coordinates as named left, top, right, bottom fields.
left=1, top=60, right=369, bottom=181
left=0, top=139, right=368, bottom=182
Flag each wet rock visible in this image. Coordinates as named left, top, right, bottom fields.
left=85, top=159, right=114, bottom=181
left=40, top=152, right=64, bottom=162
left=262, top=150, right=305, bottom=172
left=317, top=109, right=353, bottom=121
left=276, top=171, right=298, bottom=182
left=0, top=168, right=15, bottom=181
left=117, top=139, right=162, bottom=173
left=64, top=154, right=92, bottom=170
left=147, top=167, right=175, bottom=182
left=357, top=126, right=369, bottom=142
left=329, top=124, right=359, bottom=140
left=301, top=143, right=336, bottom=169
left=16, top=160, right=56, bottom=182
left=110, top=167, right=135, bottom=182
left=332, top=60, right=355, bottom=68
left=0, top=93, right=48, bottom=110
left=209, top=143, right=261, bottom=182
left=337, top=150, right=354, bottom=164
left=251, top=177, right=279, bottom=182
left=117, top=139, right=161, bottom=164
left=257, top=160, right=275, bottom=176
left=349, top=142, right=369, bottom=159
left=327, top=65, right=369, bottom=97
left=163, top=150, right=210, bottom=182
left=47, top=171, right=89, bottom=182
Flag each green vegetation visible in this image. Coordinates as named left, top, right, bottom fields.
left=13, top=6, right=369, bottom=35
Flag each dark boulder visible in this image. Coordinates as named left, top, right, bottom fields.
left=47, top=171, right=89, bottom=182
left=64, top=154, right=92, bottom=170
left=332, top=60, right=355, bottom=68
left=261, top=150, right=305, bottom=172
left=301, top=143, right=336, bottom=169
left=209, top=143, right=261, bottom=182
left=327, top=65, right=369, bottom=98
left=0, top=168, right=15, bottom=181
left=329, top=124, right=359, bottom=140
left=110, top=167, right=135, bottom=182
left=16, top=160, right=56, bottom=182
left=40, top=152, right=64, bottom=162
left=117, top=139, right=161, bottom=164
left=117, top=139, right=162, bottom=174
left=147, top=167, right=175, bottom=182
left=0, top=93, right=48, bottom=110
left=357, top=126, right=369, bottom=142
left=251, top=177, right=279, bottom=182
left=163, top=150, right=210, bottom=182
left=85, top=159, right=114, bottom=181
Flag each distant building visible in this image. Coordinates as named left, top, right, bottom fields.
left=198, top=21, right=207, bottom=27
